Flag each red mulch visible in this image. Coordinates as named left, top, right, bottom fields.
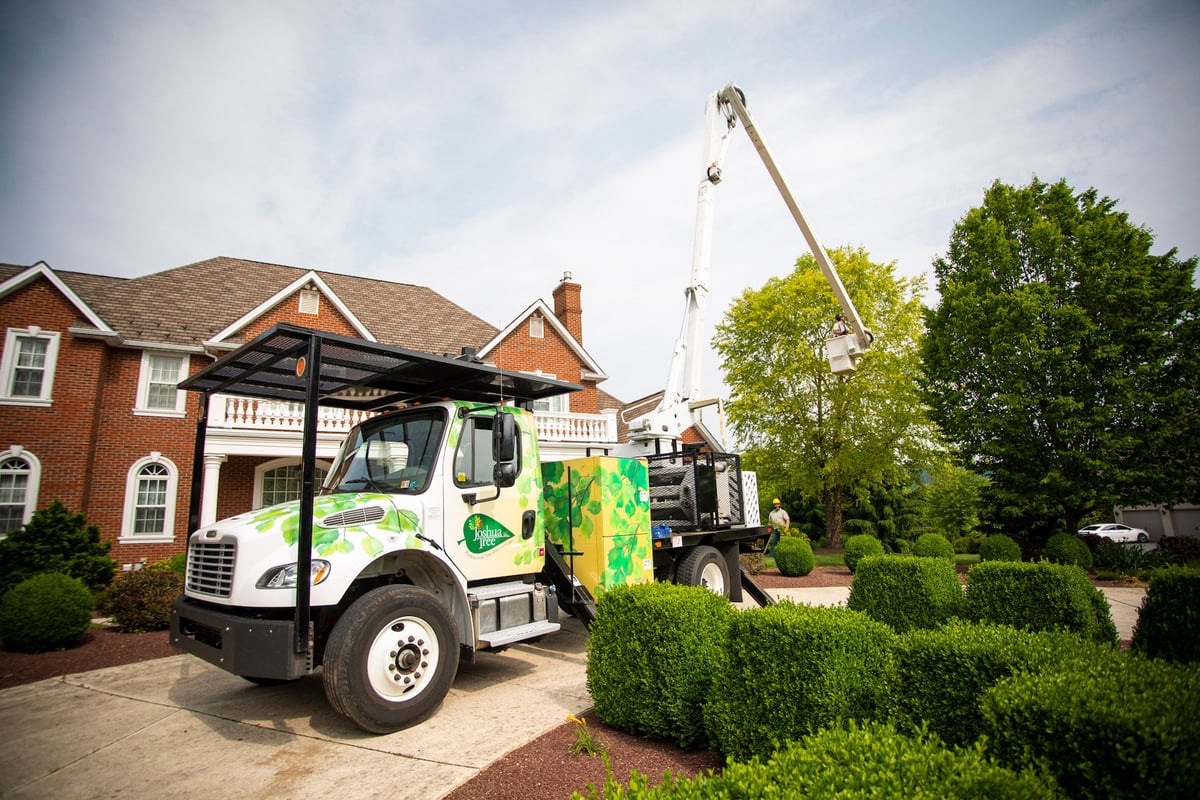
left=0, top=627, right=177, bottom=690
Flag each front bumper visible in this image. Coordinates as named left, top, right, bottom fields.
left=169, top=596, right=312, bottom=680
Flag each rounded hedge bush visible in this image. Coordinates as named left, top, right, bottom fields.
left=773, top=535, right=814, bottom=576
left=103, top=565, right=184, bottom=632
left=703, top=603, right=896, bottom=761
left=912, top=533, right=955, bottom=562
left=979, top=534, right=1022, bottom=562
left=843, top=534, right=884, bottom=574
left=1131, top=567, right=1200, bottom=662
left=964, top=561, right=1117, bottom=645
left=847, top=555, right=963, bottom=633
left=588, top=582, right=734, bottom=748
left=0, top=572, right=94, bottom=653
left=1042, top=532, right=1093, bottom=569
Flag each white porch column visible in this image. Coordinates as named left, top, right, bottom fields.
left=201, top=454, right=227, bottom=525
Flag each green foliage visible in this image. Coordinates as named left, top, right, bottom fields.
left=772, top=535, right=814, bottom=576
left=714, top=246, right=934, bottom=548
left=843, top=533, right=884, bottom=573
left=573, top=721, right=1055, bottom=799
left=587, top=582, right=734, bottom=748
left=979, top=534, right=1022, bottom=562
left=952, top=533, right=984, bottom=554
left=981, top=654, right=1200, bottom=800
left=1131, top=567, right=1200, bottom=662
left=912, top=533, right=955, bottom=562
left=160, top=552, right=187, bottom=576
left=911, top=460, right=990, bottom=542
left=703, top=603, right=896, bottom=761
left=847, top=555, right=963, bottom=633
left=1042, top=531, right=1093, bottom=568
left=890, top=621, right=1107, bottom=746
left=102, top=565, right=183, bottom=632
left=1159, top=536, right=1200, bottom=565
left=1090, top=539, right=1172, bottom=573
left=893, top=538, right=912, bottom=555
left=921, top=177, right=1200, bottom=536
left=964, top=561, right=1117, bottom=644
left=0, top=572, right=94, bottom=653
left=0, top=501, right=117, bottom=595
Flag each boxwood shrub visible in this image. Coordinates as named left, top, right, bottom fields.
left=1041, top=531, right=1093, bottom=568
left=890, top=621, right=1109, bottom=746
left=703, top=603, right=896, bottom=761
left=102, top=565, right=183, bottom=632
left=575, top=721, right=1055, bottom=799
left=981, top=654, right=1200, bottom=800
left=912, top=533, right=955, bottom=562
left=0, top=572, right=94, bottom=653
left=773, top=535, right=814, bottom=576
left=846, top=555, right=963, bottom=633
left=979, top=533, right=1021, bottom=562
left=1131, top=567, right=1200, bottom=663
left=843, top=534, right=884, bottom=574
left=964, top=560, right=1117, bottom=645
left=587, top=582, right=734, bottom=748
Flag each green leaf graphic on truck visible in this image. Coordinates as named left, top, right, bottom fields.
left=248, top=494, right=421, bottom=557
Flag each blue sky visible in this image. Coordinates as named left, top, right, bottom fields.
left=2, top=0, right=1196, bottom=403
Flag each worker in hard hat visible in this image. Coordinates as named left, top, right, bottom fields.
left=767, top=498, right=790, bottom=557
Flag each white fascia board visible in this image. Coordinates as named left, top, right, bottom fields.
left=478, top=299, right=607, bottom=377
left=119, top=340, right=207, bottom=353
left=209, top=271, right=376, bottom=343
left=1, top=262, right=114, bottom=333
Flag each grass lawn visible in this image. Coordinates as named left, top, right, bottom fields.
left=766, top=551, right=982, bottom=569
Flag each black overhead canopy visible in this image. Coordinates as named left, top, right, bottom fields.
left=179, top=323, right=581, bottom=409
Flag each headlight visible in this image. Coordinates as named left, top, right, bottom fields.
left=257, top=560, right=332, bottom=589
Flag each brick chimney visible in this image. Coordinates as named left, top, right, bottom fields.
left=552, top=271, right=583, bottom=343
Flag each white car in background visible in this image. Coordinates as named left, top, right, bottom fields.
left=1077, top=523, right=1150, bottom=543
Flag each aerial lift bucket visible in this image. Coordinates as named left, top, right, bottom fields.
left=825, top=336, right=859, bottom=376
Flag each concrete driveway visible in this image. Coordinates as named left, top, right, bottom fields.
left=0, top=586, right=1144, bottom=799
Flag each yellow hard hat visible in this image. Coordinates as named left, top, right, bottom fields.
left=772, top=498, right=781, bottom=504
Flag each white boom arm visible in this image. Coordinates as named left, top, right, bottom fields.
left=627, top=84, right=871, bottom=453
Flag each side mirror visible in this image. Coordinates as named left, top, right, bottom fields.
left=493, top=461, right=518, bottom=488
left=493, top=412, right=517, bottom=463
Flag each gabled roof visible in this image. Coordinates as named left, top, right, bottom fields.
left=0, top=261, right=115, bottom=334
left=478, top=298, right=608, bottom=381
left=8, top=257, right=499, bottom=355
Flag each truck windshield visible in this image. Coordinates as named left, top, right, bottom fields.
left=322, top=409, right=446, bottom=495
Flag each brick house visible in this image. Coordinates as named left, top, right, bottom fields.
left=0, top=257, right=622, bottom=570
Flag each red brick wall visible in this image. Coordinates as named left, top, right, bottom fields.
left=488, top=320, right=600, bottom=414
left=240, top=289, right=359, bottom=339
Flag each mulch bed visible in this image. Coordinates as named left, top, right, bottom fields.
left=0, top=627, right=177, bottom=690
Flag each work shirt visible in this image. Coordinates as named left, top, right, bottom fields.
left=769, top=506, right=790, bottom=529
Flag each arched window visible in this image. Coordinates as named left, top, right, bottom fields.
left=254, top=458, right=330, bottom=509
left=0, top=448, right=40, bottom=536
left=121, top=453, right=178, bottom=542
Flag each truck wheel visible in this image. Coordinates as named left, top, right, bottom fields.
left=322, top=585, right=459, bottom=733
left=676, top=545, right=729, bottom=598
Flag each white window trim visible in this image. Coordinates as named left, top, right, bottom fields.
left=120, top=452, right=179, bottom=543
left=529, top=315, right=545, bottom=338
left=253, top=457, right=332, bottom=509
left=0, top=327, right=61, bottom=407
left=0, top=447, right=41, bottom=537
left=527, top=371, right=569, bottom=413
left=134, top=351, right=189, bottom=417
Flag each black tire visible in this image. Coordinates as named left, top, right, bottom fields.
left=323, top=585, right=459, bottom=733
left=1137, top=532, right=1149, bottom=543
left=675, top=545, right=730, bottom=598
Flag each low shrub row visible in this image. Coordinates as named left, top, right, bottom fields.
left=1131, top=567, right=1200, bottom=662
left=846, top=555, right=961, bottom=633
left=965, top=560, right=1117, bottom=644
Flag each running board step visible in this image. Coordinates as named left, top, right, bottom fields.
left=477, top=619, right=561, bottom=648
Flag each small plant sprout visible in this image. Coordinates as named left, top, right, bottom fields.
left=567, top=713, right=606, bottom=757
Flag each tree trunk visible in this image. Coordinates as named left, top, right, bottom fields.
left=824, top=485, right=844, bottom=549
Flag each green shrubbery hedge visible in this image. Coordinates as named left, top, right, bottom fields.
left=913, top=533, right=955, bottom=562
left=1131, top=567, right=1200, bottom=663
left=772, top=535, right=814, bottom=576
left=1042, top=531, right=1093, bottom=568
left=0, top=572, right=94, bottom=653
left=842, top=534, right=884, bottom=573
left=574, top=721, right=1055, bottom=799
left=964, top=560, right=1117, bottom=644
left=702, top=603, right=895, bottom=761
left=0, top=501, right=117, bottom=596
left=846, top=555, right=963, bottom=633
left=587, top=582, right=733, bottom=748
left=890, top=621, right=1107, bottom=746
left=102, top=565, right=183, bottom=632
left=982, top=654, right=1200, bottom=800
left=979, top=534, right=1021, bottom=562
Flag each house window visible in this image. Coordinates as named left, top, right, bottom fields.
left=121, top=454, right=178, bottom=542
left=528, top=372, right=568, bottom=414
left=254, top=458, right=330, bottom=509
left=136, top=352, right=189, bottom=415
left=0, top=449, right=40, bottom=536
left=1, top=327, right=61, bottom=405
left=529, top=316, right=544, bottom=338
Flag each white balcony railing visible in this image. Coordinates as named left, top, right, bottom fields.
left=207, top=394, right=618, bottom=444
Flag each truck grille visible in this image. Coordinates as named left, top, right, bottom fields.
left=187, top=541, right=236, bottom=597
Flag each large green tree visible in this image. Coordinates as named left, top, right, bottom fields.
left=715, top=246, right=932, bottom=547
left=922, top=178, right=1199, bottom=537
